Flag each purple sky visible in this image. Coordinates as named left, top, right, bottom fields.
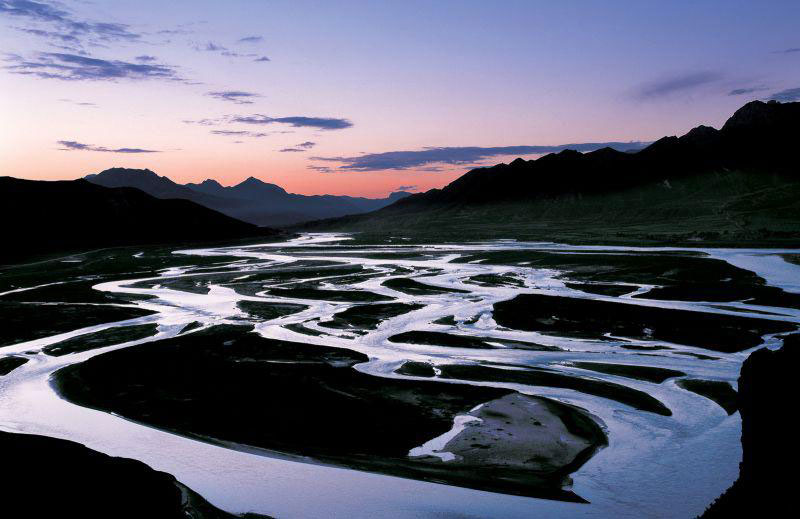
left=2, top=0, right=799, bottom=196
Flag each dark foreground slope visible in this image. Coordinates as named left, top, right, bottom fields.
left=0, top=430, right=263, bottom=518
left=699, top=334, right=799, bottom=518
left=304, top=101, right=800, bottom=245
left=87, top=168, right=411, bottom=226
left=0, top=177, right=279, bottom=264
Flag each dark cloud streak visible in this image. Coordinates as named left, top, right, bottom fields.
left=210, top=129, right=269, bottom=138
left=16, top=27, right=80, bottom=43
left=1, top=0, right=141, bottom=45
left=311, top=142, right=649, bottom=172
left=233, top=114, right=352, bottom=130
left=193, top=41, right=257, bottom=59
left=57, top=140, right=159, bottom=153
left=59, top=98, right=96, bottom=107
left=207, top=90, right=261, bottom=104
left=4, top=52, right=179, bottom=81
left=728, top=86, right=768, bottom=96
left=634, top=71, right=722, bottom=100
left=767, top=87, right=800, bottom=102
left=280, top=141, right=316, bottom=152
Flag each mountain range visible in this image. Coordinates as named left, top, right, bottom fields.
left=0, top=177, right=276, bottom=264
left=4, top=100, right=798, bottom=264
left=303, top=100, right=800, bottom=245
left=85, top=169, right=411, bottom=226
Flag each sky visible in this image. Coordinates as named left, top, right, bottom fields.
left=1, top=0, right=799, bottom=197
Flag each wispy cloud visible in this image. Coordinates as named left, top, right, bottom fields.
left=254, top=56, right=271, bottom=62
left=57, top=140, right=159, bottom=153
left=767, top=87, right=800, bottom=102
left=157, top=28, right=191, bottom=36
left=233, top=115, right=353, bottom=130
left=183, top=117, right=224, bottom=126
left=728, top=86, right=769, bottom=96
left=396, top=185, right=417, bottom=191
left=0, top=0, right=66, bottom=22
left=279, top=142, right=316, bottom=152
left=1, top=0, right=141, bottom=47
left=207, top=90, right=262, bottom=104
left=186, top=115, right=344, bottom=133
left=16, top=27, right=80, bottom=43
left=156, top=22, right=202, bottom=37
left=308, top=165, right=335, bottom=173
left=197, top=41, right=226, bottom=52
left=210, top=130, right=249, bottom=136
left=59, top=98, right=96, bottom=107
left=210, top=129, right=269, bottom=138
left=237, top=35, right=263, bottom=44
left=5, top=52, right=179, bottom=81
left=773, top=47, right=800, bottom=54
left=311, top=142, right=649, bottom=172
left=135, top=55, right=157, bottom=62
left=634, top=71, right=722, bottom=100
left=193, top=41, right=258, bottom=59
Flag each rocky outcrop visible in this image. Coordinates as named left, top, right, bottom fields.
left=699, top=333, right=799, bottom=517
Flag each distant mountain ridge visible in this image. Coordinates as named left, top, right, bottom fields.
left=303, top=101, right=800, bottom=245
left=86, top=169, right=412, bottom=226
left=0, top=177, right=277, bottom=263
left=383, top=100, right=798, bottom=208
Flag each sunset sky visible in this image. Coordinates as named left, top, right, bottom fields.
left=2, top=0, right=799, bottom=197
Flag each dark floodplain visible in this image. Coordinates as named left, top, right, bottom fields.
left=2, top=234, right=798, bottom=518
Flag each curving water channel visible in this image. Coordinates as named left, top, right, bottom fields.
left=1, top=233, right=799, bottom=518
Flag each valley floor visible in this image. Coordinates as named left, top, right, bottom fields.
left=1, top=233, right=798, bottom=518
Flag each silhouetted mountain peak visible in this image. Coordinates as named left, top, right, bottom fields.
left=717, top=99, right=800, bottom=150
left=199, top=179, right=223, bottom=188
left=640, top=135, right=680, bottom=155
left=683, top=125, right=718, bottom=138
left=539, top=149, right=583, bottom=163
left=586, top=147, right=628, bottom=160
left=717, top=100, right=799, bottom=168
left=88, top=168, right=409, bottom=225
left=87, top=168, right=184, bottom=194
left=233, top=176, right=287, bottom=195
left=678, top=125, right=721, bottom=149
left=96, top=167, right=159, bottom=178
left=509, top=158, right=528, bottom=167
left=722, top=100, right=778, bottom=132
left=184, top=178, right=228, bottom=196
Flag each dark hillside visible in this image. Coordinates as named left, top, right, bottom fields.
left=302, top=101, right=800, bottom=245
left=0, top=177, right=277, bottom=263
